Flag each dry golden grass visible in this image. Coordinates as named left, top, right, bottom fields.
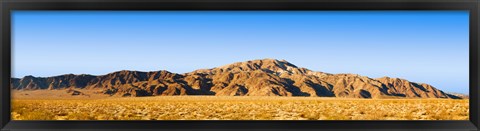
left=11, top=96, right=469, bottom=120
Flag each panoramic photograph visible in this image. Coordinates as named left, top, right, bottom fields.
left=11, top=11, right=469, bottom=120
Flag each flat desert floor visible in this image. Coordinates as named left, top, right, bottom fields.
left=11, top=90, right=469, bottom=120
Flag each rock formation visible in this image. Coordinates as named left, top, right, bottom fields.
left=11, top=58, right=460, bottom=99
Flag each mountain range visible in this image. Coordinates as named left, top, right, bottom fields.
left=10, top=59, right=462, bottom=99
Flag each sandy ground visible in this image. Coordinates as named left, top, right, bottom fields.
left=10, top=90, right=469, bottom=120
left=12, top=89, right=111, bottom=99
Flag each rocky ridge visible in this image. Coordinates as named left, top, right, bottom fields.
left=11, top=59, right=461, bottom=99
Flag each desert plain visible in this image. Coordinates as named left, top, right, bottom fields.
left=11, top=89, right=469, bottom=120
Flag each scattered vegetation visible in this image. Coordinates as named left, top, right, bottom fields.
left=11, top=96, right=469, bottom=120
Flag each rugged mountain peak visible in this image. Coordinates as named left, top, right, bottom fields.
left=105, top=70, right=144, bottom=75
left=376, top=76, right=411, bottom=85
left=21, top=75, right=35, bottom=80
left=211, top=58, right=308, bottom=75
left=10, top=59, right=461, bottom=99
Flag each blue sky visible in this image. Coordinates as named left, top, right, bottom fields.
left=12, top=11, right=469, bottom=93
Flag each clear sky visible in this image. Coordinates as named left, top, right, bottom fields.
left=12, top=11, right=469, bottom=94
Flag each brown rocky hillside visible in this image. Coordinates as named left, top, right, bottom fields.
left=10, top=59, right=461, bottom=99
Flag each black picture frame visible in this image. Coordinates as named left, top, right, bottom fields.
left=0, top=0, right=479, bottom=131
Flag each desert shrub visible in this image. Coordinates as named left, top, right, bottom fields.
left=11, top=97, right=469, bottom=120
